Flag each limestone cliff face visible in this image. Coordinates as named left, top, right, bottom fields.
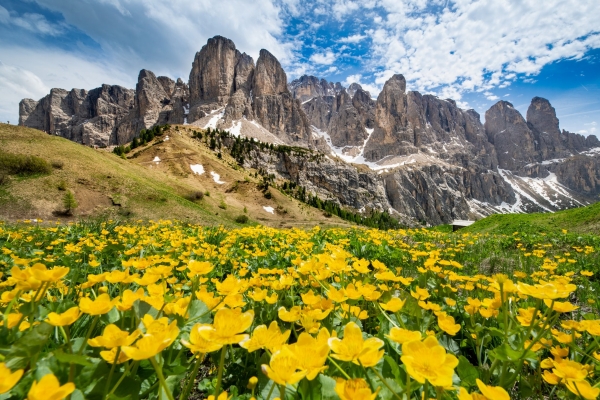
left=245, top=146, right=517, bottom=225
left=19, top=86, right=135, bottom=147
left=288, top=75, right=343, bottom=103
left=19, top=70, right=189, bottom=146
left=302, top=85, right=375, bottom=148
left=188, top=35, right=241, bottom=121
left=250, top=50, right=312, bottom=145
left=484, top=101, right=537, bottom=171
left=362, top=75, right=498, bottom=171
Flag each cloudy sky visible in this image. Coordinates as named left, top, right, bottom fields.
left=1, top=0, right=599, bottom=136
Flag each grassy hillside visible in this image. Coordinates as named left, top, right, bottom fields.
left=464, top=201, right=600, bottom=234
left=0, top=123, right=351, bottom=228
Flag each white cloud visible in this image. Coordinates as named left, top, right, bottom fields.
left=30, top=0, right=293, bottom=71
left=484, top=92, right=499, bottom=101
left=310, top=50, right=336, bottom=65
left=0, top=6, right=9, bottom=23
left=0, top=6, right=65, bottom=36
left=0, top=47, right=132, bottom=124
left=366, top=0, right=600, bottom=99
left=339, top=34, right=366, bottom=43
left=579, top=121, right=597, bottom=136
left=332, top=0, right=360, bottom=20
left=1, top=0, right=297, bottom=123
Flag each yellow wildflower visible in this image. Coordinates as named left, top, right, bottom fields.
left=197, top=307, right=254, bottom=345
left=379, top=297, right=406, bottom=312
left=261, top=346, right=307, bottom=385
left=27, top=373, right=75, bottom=400
left=328, top=322, right=384, bottom=367
left=475, top=379, right=510, bottom=400
left=386, top=327, right=422, bottom=344
left=565, top=380, right=600, bottom=400
left=240, top=321, right=290, bottom=353
left=88, top=324, right=140, bottom=348
left=401, top=336, right=458, bottom=387
left=335, top=378, right=379, bottom=400
left=0, top=363, right=23, bottom=394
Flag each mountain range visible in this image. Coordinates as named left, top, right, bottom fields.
left=18, top=35, right=600, bottom=225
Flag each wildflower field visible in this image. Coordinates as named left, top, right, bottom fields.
left=0, top=220, right=599, bottom=400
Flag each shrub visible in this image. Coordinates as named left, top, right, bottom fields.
left=204, top=191, right=210, bottom=197
left=63, top=190, right=78, bottom=215
left=51, top=160, right=64, bottom=169
left=57, top=180, right=67, bottom=191
left=235, top=214, right=249, bottom=224
left=0, top=151, right=51, bottom=176
left=218, top=200, right=227, bottom=210
left=264, top=191, right=272, bottom=199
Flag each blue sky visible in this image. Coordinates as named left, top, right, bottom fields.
left=1, top=0, right=599, bottom=136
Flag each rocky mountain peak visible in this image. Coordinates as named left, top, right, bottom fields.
left=188, top=35, right=242, bottom=120
left=527, top=96, right=560, bottom=136
left=253, top=49, right=288, bottom=96
left=484, top=100, right=536, bottom=170
left=289, top=75, right=344, bottom=102
left=383, top=74, right=407, bottom=94
left=347, top=83, right=363, bottom=98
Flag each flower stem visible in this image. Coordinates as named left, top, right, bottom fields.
left=327, top=356, right=351, bottom=379
left=150, top=356, right=175, bottom=400
left=214, top=346, right=227, bottom=397
left=103, top=348, right=121, bottom=399
left=107, top=361, right=136, bottom=398
left=181, top=354, right=204, bottom=400
left=78, top=315, right=99, bottom=355
left=279, top=384, right=286, bottom=399
left=371, top=367, right=402, bottom=399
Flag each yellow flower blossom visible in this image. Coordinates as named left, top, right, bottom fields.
left=100, top=348, right=132, bottom=364
left=544, top=299, right=578, bottom=313
left=386, top=327, right=422, bottom=344
left=565, top=380, right=600, bottom=400
left=27, top=373, right=75, bottom=400
left=335, top=378, right=379, bottom=400
left=379, top=297, right=406, bottom=312
left=261, top=346, right=308, bottom=385
left=401, top=336, right=458, bottom=387
left=182, top=323, right=224, bottom=354
left=328, top=322, right=384, bottom=367
left=88, top=324, right=140, bottom=348
left=475, top=379, right=510, bottom=400
left=552, top=359, right=587, bottom=382
left=240, top=321, right=290, bottom=353
left=79, top=293, right=115, bottom=315
left=278, top=306, right=301, bottom=322
left=197, top=307, right=254, bottom=345
left=0, top=363, right=23, bottom=394
left=436, top=312, right=460, bottom=336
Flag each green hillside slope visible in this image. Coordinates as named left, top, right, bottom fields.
left=0, top=123, right=350, bottom=228
left=464, top=201, right=600, bottom=235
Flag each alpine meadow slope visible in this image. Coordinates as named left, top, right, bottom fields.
left=0, top=123, right=356, bottom=228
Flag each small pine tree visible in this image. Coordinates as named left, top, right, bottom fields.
left=63, top=191, right=78, bottom=215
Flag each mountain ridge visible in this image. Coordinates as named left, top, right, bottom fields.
left=17, top=35, right=600, bottom=224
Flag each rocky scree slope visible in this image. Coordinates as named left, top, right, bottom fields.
left=18, top=35, right=600, bottom=224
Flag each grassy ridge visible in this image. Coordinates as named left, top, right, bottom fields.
left=0, top=124, right=352, bottom=228
left=465, top=201, right=600, bottom=235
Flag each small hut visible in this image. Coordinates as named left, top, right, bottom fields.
left=452, top=220, right=474, bottom=232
